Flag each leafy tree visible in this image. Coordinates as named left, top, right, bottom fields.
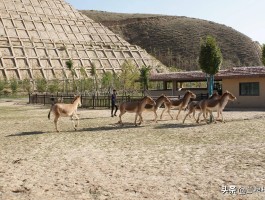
left=65, top=59, right=77, bottom=92
left=80, top=66, right=87, bottom=78
left=262, top=44, right=265, bottom=66
left=112, top=72, right=122, bottom=91
left=101, top=71, right=114, bottom=91
left=10, top=78, right=18, bottom=94
left=36, top=78, right=47, bottom=93
left=22, top=78, right=32, bottom=93
left=83, top=78, right=94, bottom=93
left=78, top=66, right=88, bottom=92
left=139, top=66, right=151, bottom=93
left=47, top=79, right=60, bottom=93
left=0, top=79, right=7, bottom=92
left=90, top=63, right=99, bottom=92
left=119, top=61, right=140, bottom=95
left=199, top=35, right=222, bottom=96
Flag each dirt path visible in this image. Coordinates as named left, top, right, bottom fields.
left=0, top=99, right=265, bottom=200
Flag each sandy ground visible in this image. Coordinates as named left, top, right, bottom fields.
left=0, top=98, right=265, bottom=200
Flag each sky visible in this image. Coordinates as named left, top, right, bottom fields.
left=65, top=0, right=265, bottom=44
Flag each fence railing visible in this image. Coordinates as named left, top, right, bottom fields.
left=28, top=93, right=209, bottom=109
left=28, top=93, right=143, bottom=109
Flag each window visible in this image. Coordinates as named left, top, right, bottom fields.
left=239, top=82, right=259, bottom=96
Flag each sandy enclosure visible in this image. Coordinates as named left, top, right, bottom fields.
left=0, top=98, right=265, bottom=200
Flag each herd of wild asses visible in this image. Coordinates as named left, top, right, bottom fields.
left=47, top=91, right=236, bottom=132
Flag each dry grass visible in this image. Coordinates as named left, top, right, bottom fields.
left=1, top=98, right=265, bottom=200
left=81, top=11, right=262, bottom=70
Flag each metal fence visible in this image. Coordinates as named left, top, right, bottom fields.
left=28, top=93, right=209, bottom=109
left=28, top=93, right=143, bottom=109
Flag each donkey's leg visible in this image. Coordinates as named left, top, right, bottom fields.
left=167, top=108, right=173, bottom=120
left=154, top=110, right=158, bottom=123
left=70, top=115, right=76, bottom=130
left=71, top=112, right=79, bottom=130
left=196, top=111, right=203, bottom=123
left=160, top=107, right=166, bottom=119
left=176, top=108, right=182, bottom=120
left=209, top=111, right=215, bottom=123
left=137, top=113, right=144, bottom=125
left=54, top=116, right=60, bottom=132
left=202, top=109, right=208, bottom=123
left=118, top=109, right=125, bottom=124
left=192, top=109, right=197, bottom=121
left=183, top=109, right=192, bottom=123
left=219, top=110, right=224, bottom=122
left=134, top=113, right=139, bottom=126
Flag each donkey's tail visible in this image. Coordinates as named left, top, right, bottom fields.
left=48, top=104, right=53, bottom=120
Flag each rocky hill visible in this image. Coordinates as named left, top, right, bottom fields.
left=81, top=10, right=262, bottom=70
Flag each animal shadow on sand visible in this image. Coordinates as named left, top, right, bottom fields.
left=6, top=131, right=46, bottom=137
left=79, top=116, right=110, bottom=120
left=154, top=123, right=203, bottom=129
left=77, top=123, right=143, bottom=132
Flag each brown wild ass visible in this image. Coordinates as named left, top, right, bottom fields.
left=48, top=95, right=82, bottom=132
left=144, top=94, right=171, bottom=122
left=196, top=91, right=236, bottom=123
left=182, top=92, right=221, bottom=123
left=160, top=90, right=196, bottom=120
left=118, top=96, right=156, bottom=126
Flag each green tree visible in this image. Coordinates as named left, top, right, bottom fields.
left=119, top=61, right=140, bottom=95
left=78, top=66, right=87, bottom=93
left=36, top=78, right=47, bottom=93
left=199, top=35, right=222, bottom=96
left=47, top=79, right=60, bottom=93
left=22, top=78, right=32, bottom=93
left=101, top=71, right=114, bottom=91
left=90, top=63, right=99, bottom=92
left=0, top=79, right=7, bottom=92
left=83, top=78, right=94, bottom=93
left=139, top=66, right=151, bottom=93
left=262, top=44, right=265, bottom=66
left=10, top=78, right=18, bottom=94
left=65, top=59, right=77, bottom=92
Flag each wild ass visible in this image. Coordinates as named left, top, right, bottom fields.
left=48, top=95, right=82, bottom=132
left=118, top=96, right=156, bottom=126
left=196, top=91, right=236, bottom=123
left=182, top=92, right=220, bottom=123
left=144, top=94, right=171, bottom=122
left=160, top=90, right=196, bottom=120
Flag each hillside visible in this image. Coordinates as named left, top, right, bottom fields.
left=81, top=10, right=262, bottom=70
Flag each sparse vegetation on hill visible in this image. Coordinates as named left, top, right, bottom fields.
left=81, top=10, right=262, bottom=70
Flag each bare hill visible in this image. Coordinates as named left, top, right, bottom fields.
left=81, top=10, right=262, bottom=70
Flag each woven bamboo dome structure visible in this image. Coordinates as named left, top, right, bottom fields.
left=0, top=0, right=165, bottom=81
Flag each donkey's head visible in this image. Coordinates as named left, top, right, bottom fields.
left=144, top=96, right=156, bottom=106
left=223, top=91, right=237, bottom=101
left=72, top=95, right=82, bottom=107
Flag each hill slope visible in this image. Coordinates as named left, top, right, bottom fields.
left=81, top=10, right=262, bottom=70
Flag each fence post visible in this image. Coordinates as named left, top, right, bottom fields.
left=44, top=93, right=46, bottom=105
left=35, top=93, right=37, bottom=104
left=108, top=94, right=110, bottom=109
left=92, top=94, right=95, bottom=109
left=81, top=95, right=83, bottom=108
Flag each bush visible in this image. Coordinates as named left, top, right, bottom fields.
left=0, top=79, right=7, bottom=92
left=10, top=78, right=19, bottom=94
left=36, top=78, right=47, bottom=93
left=22, top=78, right=32, bottom=93
left=47, top=79, right=60, bottom=93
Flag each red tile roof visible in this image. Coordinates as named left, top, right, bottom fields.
left=150, top=66, right=265, bottom=82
